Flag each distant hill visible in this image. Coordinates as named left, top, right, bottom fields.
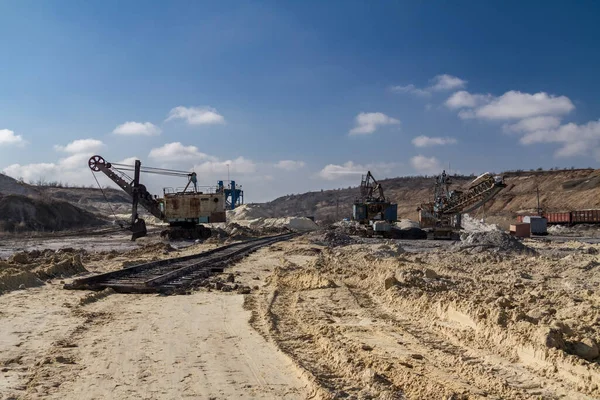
left=0, top=173, right=40, bottom=197
left=0, top=173, right=123, bottom=232
left=262, top=169, right=600, bottom=228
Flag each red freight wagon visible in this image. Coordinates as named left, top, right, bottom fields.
left=571, top=210, right=600, bottom=224
left=545, top=212, right=571, bottom=225
left=516, top=215, right=524, bottom=223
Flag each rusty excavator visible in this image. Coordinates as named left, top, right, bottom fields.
left=89, top=155, right=226, bottom=241
left=418, top=171, right=506, bottom=239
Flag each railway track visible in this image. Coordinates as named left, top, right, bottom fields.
left=64, top=233, right=297, bottom=294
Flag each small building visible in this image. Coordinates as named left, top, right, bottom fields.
left=510, top=223, right=530, bottom=238
left=523, top=216, right=548, bottom=235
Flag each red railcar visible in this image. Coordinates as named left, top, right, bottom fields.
left=571, top=210, right=600, bottom=224
left=545, top=212, right=571, bottom=225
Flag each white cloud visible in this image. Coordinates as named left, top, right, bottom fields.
left=148, top=142, right=216, bottom=162
left=113, top=121, right=161, bottom=136
left=429, top=74, right=467, bottom=91
left=0, top=129, right=26, bottom=146
left=166, top=106, right=225, bottom=125
left=445, top=90, right=492, bottom=109
left=193, top=157, right=256, bottom=175
left=54, top=138, right=105, bottom=154
left=317, top=161, right=399, bottom=181
left=389, top=84, right=430, bottom=97
left=503, top=116, right=562, bottom=134
left=391, top=74, right=466, bottom=97
left=274, top=160, right=306, bottom=171
left=412, top=136, right=457, bottom=147
left=448, top=90, right=574, bottom=120
left=520, top=119, right=600, bottom=159
left=115, top=156, right=141, bottom=165
left=3, top=163, right=59, bottom=182
left=476, top=91, right=574, bottom=120
left=445, top=85, right=596, bottom=158
left=410, top=155, right=442, bottom=175
left=349, top=112, right=400, bottom=135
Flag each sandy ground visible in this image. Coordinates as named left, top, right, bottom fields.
left=0, top=243, right=309, bottom=400
left=3, top=231, right=600, bottom=399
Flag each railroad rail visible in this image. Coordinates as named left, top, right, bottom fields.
left=64, top=233, right=297, bottom=294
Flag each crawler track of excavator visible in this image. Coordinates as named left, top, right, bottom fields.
left=64, top=233, right=296, bottom=294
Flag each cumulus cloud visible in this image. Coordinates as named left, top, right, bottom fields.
left=503, top=116, right=562, bottom=134
left=113, top=121, right=161, bottom=136
left=3, top=138, right=108, bottom=185
left=391, top=74, right=466, bottom=97
left=349, top=112, right=400, bottom=135
left=274, top=160, right=306, bottom=171
left=445, top=91, right=492, bottom=109
left=317, top=161, right=399, bottom=181
left=3, top=163, right=59, bottom=183
left=410, top=155, right=442, bottom=175
left=193, top=157, right=256, bottom=175
left=148, top=142, right=216, bottom=162
left=166, top=106, right=225, bottom=125
left=54, top=138, right=105, bottom=154
left=429, top=74, right=467, bottom=91
left=0, top=129, right=26, bottom=146
left=389, top=84, right=430, bottom=97
left=476, top=91, right=574, bottom=120
left=447, top=90, right=574, bottom=120
left=519, top=120, right=600, bottom=159
left=444, top=85, right=599, bottom=158
left=412, top=136, right=457, bottom=147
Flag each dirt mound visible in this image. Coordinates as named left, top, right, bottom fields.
left=0, top=194, right=105, bottom=232
left=458, top=230, right=534, bottom=253
left=227, top=204, right=274, bottom=221
left=0, top=173, right=40, bottom=196
left=320, top=230, right=358, bottom=247
left=0, top=249, right=88, bottom=294
left=462, top=214, right=500, bottom=232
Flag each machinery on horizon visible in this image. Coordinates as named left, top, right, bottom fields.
left=418, top=171, right=506, bottom=239
left=352, top=171, right=398, bottom=235
left=89, top=155, right=231, bottom=241
left=217, top=180, right=244, bottom=210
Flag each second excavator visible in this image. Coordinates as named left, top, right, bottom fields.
left=418, top=171, right=506, bottom=239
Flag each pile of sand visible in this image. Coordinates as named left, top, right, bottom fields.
left=458, top=230, right=534, bottom=253
left=245, top=217, right=318, bottom=232
left=397, top=219, right=420, bottom=229
left=316, top=231, right=358, bottom=247
left=227, top=204, right=274, bottom=221
left=461, top=214, right=500, bottom=233
left=0, top=249, right=88, bottom=293
left=224, top=204, right=318, bottom=234
left=0, top=194, right=105, bottom=232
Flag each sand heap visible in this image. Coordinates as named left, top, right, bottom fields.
left=0, top=249, right=88, bottom=293
left=226, top=204, right=319, bottom=232
left=461, top=214, right=500, bottom=233
left=459, top=230, right=534, bottom=253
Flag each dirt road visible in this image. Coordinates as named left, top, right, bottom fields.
left=1, top=286, right=308, bottom=399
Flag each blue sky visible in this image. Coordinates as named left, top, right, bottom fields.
left=1, top=1, right=599, bottom=202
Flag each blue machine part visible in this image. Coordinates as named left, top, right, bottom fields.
left=384, top=204, right=398, bottom=222
left=217, top=180, right=244, bottom=210
left=353, top=204, right=367, bottom=221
